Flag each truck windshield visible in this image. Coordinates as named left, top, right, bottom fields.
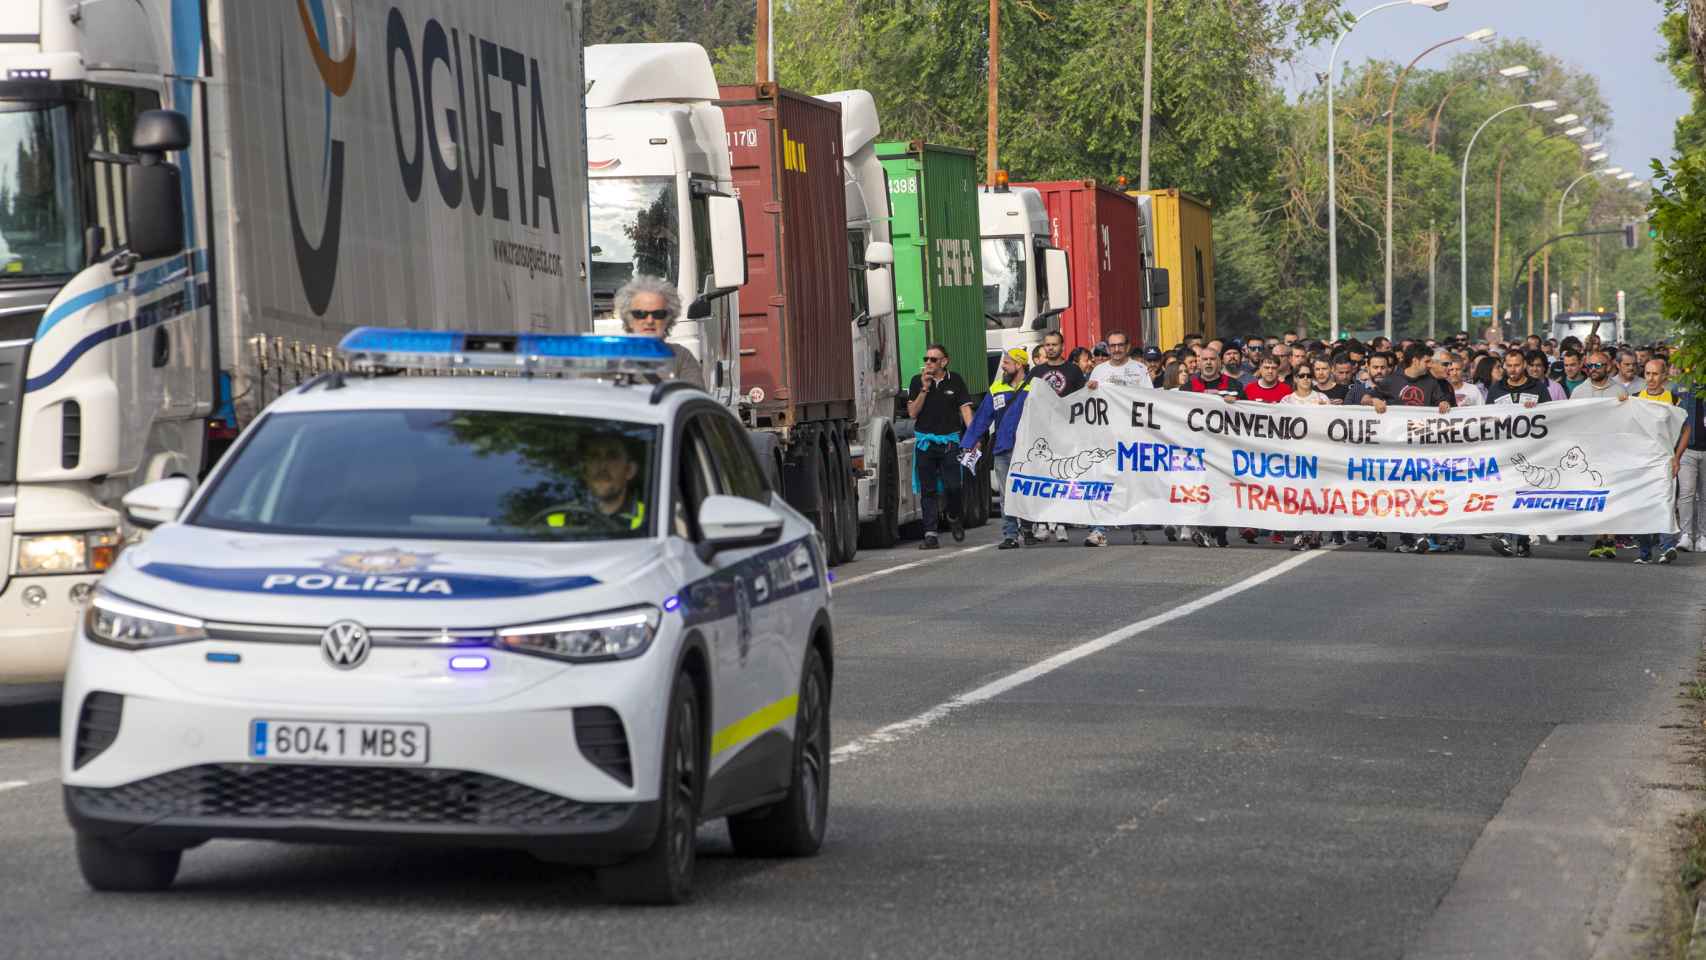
left=192, top=409, right=660, bottom=542
left=589, top=176, right=680, bottom=321
left=0, top=101, right=81, bottom=280
left=982, top=236, right=1026, bottom=329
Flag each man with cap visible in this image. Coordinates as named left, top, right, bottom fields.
left=1142, top=346, right=1165, bottom=385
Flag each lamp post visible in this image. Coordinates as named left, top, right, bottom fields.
left=1460, top=99, right=1558, bottom=333
left=1326, top=0, right=1450, bottom=342
left=1383, top=27, right=1494, bottom=341
left=1492, top=123, right=1580, bottom=330
left=1422, top=64, right=1529, bottom=338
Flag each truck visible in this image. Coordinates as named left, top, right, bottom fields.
left=1020, top=180, right=1145, bottom=354
left=0, top=0, right=593, bottom=684
left=814, top=90, right=916, bottom=548
left=1550, top=311, right=1623, bottom=346
left=1133, top=188, right=1210, bottom=350
left=878, top=140, right=994, bottom=529
left=980, top=177, right=1071, bottom=373
left=718, top=82, right=863, bottom=565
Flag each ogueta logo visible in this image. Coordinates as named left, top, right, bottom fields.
left=282, top=0, right=356, bottom=316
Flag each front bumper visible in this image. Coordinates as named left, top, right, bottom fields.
left=0, top=574, right=99, bottom=683
left=65, top=766, right=659, bottom=863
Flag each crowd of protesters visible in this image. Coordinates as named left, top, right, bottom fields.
left=940, top=325, right=1702, bottom=563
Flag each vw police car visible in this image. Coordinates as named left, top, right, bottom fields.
left=61, top=329, right=834, bottom=904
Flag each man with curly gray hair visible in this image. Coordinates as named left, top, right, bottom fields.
left=614, top=275, right=704, bottom=389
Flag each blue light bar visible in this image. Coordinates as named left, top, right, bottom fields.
left=336, top=327, right=674, bottom=374
left=449, top=654, right=490, bottom=672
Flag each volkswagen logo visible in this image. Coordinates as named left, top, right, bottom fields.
left=320, top=619, right=370, bottom=670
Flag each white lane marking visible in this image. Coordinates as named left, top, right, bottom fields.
left=834, top=543, right=996, bottom=589
left=0, top=780, right=29, bottom=793
left=830, top=546, right=1332, bottom=763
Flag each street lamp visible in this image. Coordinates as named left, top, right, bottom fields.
left=1616, top=171, right=1634, bottom=180
left=1550, top=113, right=1580, bottom=126
left=1580, top=140, right=1604, bottom=151
left=1381, top=25, right=1494, bottom=340
left=1587, top=151, right=1609, bottom=162
left=1602, top=166, right=1624, bottom=175
left=1460, top=99, right=1557, bottom=332
left=1327, top=0, right=1451, bottom=342
left=1563, top=125, right=1588, bottom=137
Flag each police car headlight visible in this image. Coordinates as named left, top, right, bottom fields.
left=84, top=593, right=207, bottom=650
left=496, top=605, right=660, bottom=662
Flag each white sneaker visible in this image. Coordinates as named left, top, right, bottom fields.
left=1084, top=532, right=1107, bottom=547
left=1055, top=526, right=1069, bottom=543
left=1682, top=540, right=1695, bottom=553
left=1696, top=537, right=1706, bottom=553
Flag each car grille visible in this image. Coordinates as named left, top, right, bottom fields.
left=69, top=764, right=632, bottom=828
left=73, top=691, right=124, bottom=770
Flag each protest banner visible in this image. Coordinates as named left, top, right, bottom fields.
left=1005, top=385, right=1685, bottom=534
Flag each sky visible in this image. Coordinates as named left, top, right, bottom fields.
left=1282, top=0, right=1690, bottom=174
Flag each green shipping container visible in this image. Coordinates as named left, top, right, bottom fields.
left=876, top=141, right=990, bottom=397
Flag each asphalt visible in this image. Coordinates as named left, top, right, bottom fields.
left=0, top=529, right=1701, bottom=959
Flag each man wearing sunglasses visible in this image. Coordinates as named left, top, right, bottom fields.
left=1570, top=350, right=1627, bottom=401
left=614, top=275, right=705, bottom=389
left=907, top=344, right=974, bottom=549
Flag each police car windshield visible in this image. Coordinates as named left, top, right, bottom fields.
left=192, top=410, right=658, bottom=542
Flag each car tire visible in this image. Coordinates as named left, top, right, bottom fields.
left=728, top=645, right=830, bottom=858
left=75, top=833, right=181, bottom=892
left=596, top=673, right=701, bottom=905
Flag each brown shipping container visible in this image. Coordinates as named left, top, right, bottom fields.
left=718, top=84, right=854, bottom=428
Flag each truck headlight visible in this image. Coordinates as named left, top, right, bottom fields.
left=497, top=605, right=660, bottom=662
left=15, top=530, right=122, bottom=575
left=84, top=593, right=206, bottom=650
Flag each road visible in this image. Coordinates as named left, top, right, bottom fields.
left=1, top=530, right=1701, bottom=959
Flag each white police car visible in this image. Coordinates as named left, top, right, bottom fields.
left=61, top=329, right=834, bottom=904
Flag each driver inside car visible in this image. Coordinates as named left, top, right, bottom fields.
left=573, top=434, right=646, bottom=531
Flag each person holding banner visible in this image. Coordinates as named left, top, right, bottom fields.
left=1183, top=348, right=1242, bottom=548
left=1632, top=358, right=1691, bottom=564
left=1486, top=350, right=1550, bottom=558
left=962, top=349, right=1032, bottom=550
left=907, top=344, right=974, bottom=551
left=1085, top=331, right=1153, bottom=546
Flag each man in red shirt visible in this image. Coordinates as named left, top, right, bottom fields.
left=1241, top=357, right=1293, bottom=403
left=1235, top=356, right=1291, bottom=543
left=1183, top=348, right=1241, bottom=547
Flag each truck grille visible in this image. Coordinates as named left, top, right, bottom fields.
left=0, top=339, right=29, bottom=485
left=69, top=764, right=633, bottom=828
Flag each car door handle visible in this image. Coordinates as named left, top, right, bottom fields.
left=152, top=328, right=170, bottom=368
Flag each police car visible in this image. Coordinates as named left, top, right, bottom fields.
left=61, top=329, right=834, bottom=904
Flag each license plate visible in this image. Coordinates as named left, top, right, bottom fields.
left=249, top=720, right=429, bottom=766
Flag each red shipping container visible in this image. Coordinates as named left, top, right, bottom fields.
left=1018, top=180, right=1145, bottom=351
left=718, top=84, right=854, bottom=428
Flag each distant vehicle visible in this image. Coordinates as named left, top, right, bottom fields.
left=1550, top=312, right=1624, bottom=346
left=1020, top=179, right=1148, bottom=353
left=1132, top=189, right=1209, bottom=350
left=62, top=331, right=834, bottom=904
left=980, top=178, right=1071, bottom=367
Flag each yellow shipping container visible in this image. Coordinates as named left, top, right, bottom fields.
left=1131, top=189, right=1215, bottom=350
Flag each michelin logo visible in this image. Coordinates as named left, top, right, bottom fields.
left=1511, top=489, right=1609, bottom=513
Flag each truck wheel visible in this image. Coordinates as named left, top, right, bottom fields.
left=814, top=441, right=845, bottom=566
left=833, top=434, right=858, bottom=564
left=75, top=834, right=181, bottom=892
left=596, top=674, right=701, bottom=905
left=859, top=435, right=899, bottom=549
left=728, top=644, right=830, bottom=857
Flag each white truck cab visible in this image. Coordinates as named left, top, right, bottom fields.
left=584, top=43, right=747, bottom=410
left=980, top=183, right=1069, bottom=364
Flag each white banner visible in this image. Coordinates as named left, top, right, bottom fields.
left=1006, top=385, right=1685, bottom=534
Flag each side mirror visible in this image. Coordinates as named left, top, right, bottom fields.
left=695, top=494, right=784, bottom=556
left=1144, top=266, right=1171, bottom=310
left=864, top=265, right=894, bottom=324
left=686, top=297, right=712, bottom=320
left=707, top=194, right=748, bottom=292
left=126, top=163, right=184, bottom=260
left=122, top=477, right=194, bottom=530
left=864, top=240, right=894, bottom=267
left=132, top=110, right=191, bottom=153
left=1042, top=246, right=1071, bottom=316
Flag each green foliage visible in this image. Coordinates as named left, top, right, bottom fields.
left=1650, top=153, right=1706, bottom=366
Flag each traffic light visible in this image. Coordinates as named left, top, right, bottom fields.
left=1622, top=220, right=1638, bottom=250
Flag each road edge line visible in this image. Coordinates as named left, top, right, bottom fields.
left=835, top=542, right=996, bottom=589
left=829, top=546, right=1332, bottom=764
